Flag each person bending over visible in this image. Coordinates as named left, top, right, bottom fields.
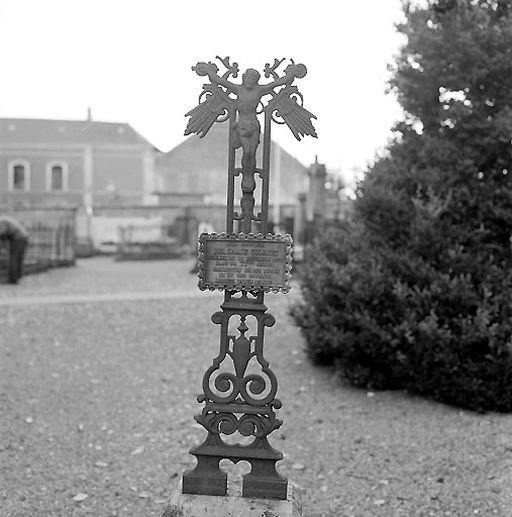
left=0, top=215, right=29, bottom=284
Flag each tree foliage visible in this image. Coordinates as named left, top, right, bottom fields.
left=292, top=0, right=512, bottom=411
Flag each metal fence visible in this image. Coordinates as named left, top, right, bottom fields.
left=0, top=221, right=75, bottom=283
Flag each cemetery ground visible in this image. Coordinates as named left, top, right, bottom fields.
left=0, top=257, right=511, bottom=517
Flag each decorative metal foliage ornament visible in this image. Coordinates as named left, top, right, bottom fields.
left=185, top=56, right=317, bottom=234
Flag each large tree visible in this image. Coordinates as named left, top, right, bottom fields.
left=292, top=0, right=512, bottom=411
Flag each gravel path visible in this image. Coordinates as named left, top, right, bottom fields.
left=0, top=257, right=511, bottom=516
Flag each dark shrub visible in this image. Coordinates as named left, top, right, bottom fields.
left=292, top=0, right=512, bottom=412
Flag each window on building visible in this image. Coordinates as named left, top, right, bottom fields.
left=8, top=161, right=30, bottom=191
left=13, top=165, right=26, bottom=189
left=46, top=161, right=68, bottom=191
left=51, top=165, right=64, bottom=190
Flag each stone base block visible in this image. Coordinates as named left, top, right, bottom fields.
left=162, top=480, right=302, bottom=517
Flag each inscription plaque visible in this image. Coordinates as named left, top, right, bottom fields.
left=198, top=232, right=293, bottom=293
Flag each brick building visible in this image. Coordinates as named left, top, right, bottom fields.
left=0, top=115, right=158, bottom=208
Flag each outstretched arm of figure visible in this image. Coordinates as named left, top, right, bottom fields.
left=259, top=63, right=308, bottom=96
left=192, top=62, right=237, bottom=94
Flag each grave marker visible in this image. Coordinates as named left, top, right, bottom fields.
left=173, top=56, right=317, bottom=507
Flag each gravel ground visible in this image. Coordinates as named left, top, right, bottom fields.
left=0, top=257, right=511, bottom=517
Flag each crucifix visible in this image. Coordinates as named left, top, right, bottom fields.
left=181, top=56, right=317, bottom=500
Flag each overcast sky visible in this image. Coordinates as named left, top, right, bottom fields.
left=0, top=0, right=405, bottom=186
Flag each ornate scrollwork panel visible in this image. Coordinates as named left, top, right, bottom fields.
left=196, top=410, right=282, bottom=439
left=201, top=313, right=280, bottom=410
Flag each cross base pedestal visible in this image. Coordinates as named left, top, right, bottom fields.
left=162, top=480, right=302, bottom=517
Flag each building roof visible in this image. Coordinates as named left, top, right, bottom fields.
left=0, top=117, right=153, bottom=147
left=156, top=124, right=309, bottom=204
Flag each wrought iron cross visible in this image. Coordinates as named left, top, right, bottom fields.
left=182, top=57, right=317, bottom=500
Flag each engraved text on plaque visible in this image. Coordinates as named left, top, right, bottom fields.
left=198, top=233, right=293, bottom=293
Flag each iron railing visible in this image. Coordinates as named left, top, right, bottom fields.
left=0, top=222, right=75, bottom=283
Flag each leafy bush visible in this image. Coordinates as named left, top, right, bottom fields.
left=292, top=0, right=512, bottom=412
